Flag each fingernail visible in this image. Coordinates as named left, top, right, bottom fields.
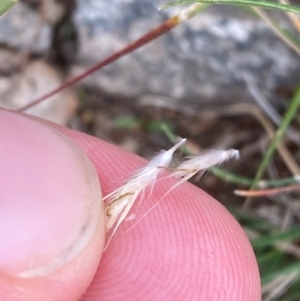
left=0, top=110, right=105, bottom=300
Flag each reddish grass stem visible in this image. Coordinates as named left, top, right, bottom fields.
left=16, top=17, right=181, bottom=112
left=235, top=183, right=300, bottom=197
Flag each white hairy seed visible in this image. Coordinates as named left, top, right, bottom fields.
left=104, top=138, right=186, bottom=247
left=170, top=149, right=240, bottom=185
left=162, top=149, right=240, bottom=198
left=126, top=149, right=239, bottom=231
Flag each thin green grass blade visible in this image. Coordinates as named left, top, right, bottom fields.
left=261, top=260, right=300, bottom=285
left=257, top=250, right=283, bottom=267
left=210, top=167, right=300, bottom=187
left=259, top=253, right=286, bottom=279
left=160, top=0, right=300, bottom=14
left=246, top=85, right=300, bottom=206
left=0, top=0, right=18, bottom=16
left=208, top=167, right=252, bottom=186
left=251, top=226, right=300, bottom=248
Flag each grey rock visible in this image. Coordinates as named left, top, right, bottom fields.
left=0, top=48, right=18, bottom=73
left=0, top=1, right=77, bottom=125
left=0, top=2, right=51, bottom=53
left=0, top=61, right=78, bottom=125
left=73, top=0, right=300, bottom=104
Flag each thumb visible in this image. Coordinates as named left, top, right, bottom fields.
left=0, top=109, right=106, bottom=301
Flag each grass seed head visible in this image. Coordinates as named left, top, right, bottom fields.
left=156, top=149, right=240, bottom=198
left=171, top=149, right=239, bottom=181
left=104, top=138, right=186, bottom=245
left=116, top=148, right=240, bottom=236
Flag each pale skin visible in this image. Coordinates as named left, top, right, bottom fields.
left=0, top=110, right=261, bottom=301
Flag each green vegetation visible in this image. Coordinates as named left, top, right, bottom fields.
left=0, top=0, right=18, bottom=16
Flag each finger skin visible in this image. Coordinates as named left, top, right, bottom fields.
left=0, top=110, right=106, bottom=301
left=2, top=110, right=261, bottom=301
left=54, top=119, right=261, bottom=301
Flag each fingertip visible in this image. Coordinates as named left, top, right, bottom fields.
left=0, top=110, right=106, bottom=301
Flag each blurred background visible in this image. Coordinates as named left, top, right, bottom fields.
left=1, top=0, right=300, bottom=299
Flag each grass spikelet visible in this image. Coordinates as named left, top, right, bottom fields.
left=126, top=149, right=240, bottom=232
left=104, top=138, right=186, bottom=247
left=170, top=149, right=239, bottom=184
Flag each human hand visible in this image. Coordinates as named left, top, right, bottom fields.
left=0, top=109, right=261, bottom=301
